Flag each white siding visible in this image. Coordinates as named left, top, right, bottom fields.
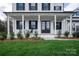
left=12, top=3, right=64, bottom=12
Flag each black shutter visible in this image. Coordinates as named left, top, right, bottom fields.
left=48, top=3, right=50, bottom=10
left=35, top=3, right=37, bottom=10
left=29, top=3, right=31, bottom=10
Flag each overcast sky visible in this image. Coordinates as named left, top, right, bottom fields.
left=0, top=3, right=79, bottom=21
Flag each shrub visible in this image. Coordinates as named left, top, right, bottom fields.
left=1, top=32, right=7, bottom=39
left=72, top=32, right=79, bottom=38
left=34, top=31, right=38, bottom=38
left=64, top=31, right=69, bottom=37
left=25, top=31, right=30, bottom=38
left=17, top=30, right=23, bottom=39
left=0, top=32, right=7, bottom=40
left=10, top=32, right=14, bottom=39
left=57, top=30, right=61, bottom=38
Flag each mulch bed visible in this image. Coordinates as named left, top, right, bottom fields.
left=56, top=37, right=79, bottom=40
left=0, top=38, right=44, bottom=42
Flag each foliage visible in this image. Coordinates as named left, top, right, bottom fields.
left=57, top=30, right=61, bottom=38
left=64, top=31, right=69, bottom=37
left=72, top=32, right=79, bottom=38
left=10, top=32, right=15, bottom=39
left=25, top=31, right=30, bottom=38
left=0, top=32, right=7, bottom=40
left=34, top=31, right=38, bottom=38
left=17, top=30, right=23, bottom=39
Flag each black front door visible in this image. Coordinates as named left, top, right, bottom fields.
left=41, top=21, right=50, bottom=33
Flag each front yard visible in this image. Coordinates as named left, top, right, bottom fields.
left=0, top=40, right=79, bottom=56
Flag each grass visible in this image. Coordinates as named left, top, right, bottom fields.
left=0, top=40, right=79, bottom=56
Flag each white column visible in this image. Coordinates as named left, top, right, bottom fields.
left=70, top=15, right=72, bottom=36
left=13, top=20, right=17, bottom=38
left=22, top=15, right=25, bottom=38
left=38, top=15, right=41, bottom=34
left=51, top=20, right=53, bottom=34
left=54, top=15, right=56, bottom=34
left=7, top=15, right=10, bottom=39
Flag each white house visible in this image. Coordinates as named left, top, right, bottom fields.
left=4, top=3, right=76, bottom=39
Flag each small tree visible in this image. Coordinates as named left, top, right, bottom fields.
left=25, top=31, right=30, bottom=38
left=72, top=31, right=79, bottom=38
left=17, top=30, right=23, bottom=39
left=64, top=31, right=69, bottom=38
left=34, top=31, right=38, bottom=38
left=10, top=32, right=14, bottom=39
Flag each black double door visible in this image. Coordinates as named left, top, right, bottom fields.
left=41, top=21, right=50, bottom=33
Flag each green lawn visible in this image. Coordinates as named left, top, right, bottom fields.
left=0, top=40, right=79, bottom=56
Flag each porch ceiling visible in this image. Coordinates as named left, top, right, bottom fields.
left=4, top=11, right=75, bottom=20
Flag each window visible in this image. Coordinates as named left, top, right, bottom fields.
left=29, top=3, right=37, bottom=10
left=56, top=22, right=62, bottom=30
left=42, top=3, right=50, bottom=10
left=76, top=12, right=79, bottom=16
left=16, top=3, right=25, bottom=10
left=29, top=21, right=37, bottom=29
left=54, top=6, right=61, bottom=10
left=16, top=21, right=25, bottom=29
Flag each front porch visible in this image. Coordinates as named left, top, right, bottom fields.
left=4, top=12, right=73, bottom=39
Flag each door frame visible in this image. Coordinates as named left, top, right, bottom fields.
left=41, top=20, right=51, bottom=33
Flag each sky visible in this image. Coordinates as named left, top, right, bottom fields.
left=0, top=3, right=79, bottom=21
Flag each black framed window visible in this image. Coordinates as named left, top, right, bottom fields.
left=54, top=6, right=61, bottom=10
left=42, top=3, right=50, bottom=10
left=29, top=3, right=37, bottom=10
left=16, top=20, right=25, bottom=29
left=29, top=20, right=37, bottom=29
left=56, top=22, right=62, bottom=30
left=16, top=3, right=25, bottom=10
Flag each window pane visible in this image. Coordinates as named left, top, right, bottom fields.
left=42, top=3, right=50, bottom=10
left=56, top=22, right=62, bottom=30
left=29, top=3, right=37, bottom=10
left=41, top=22, right=45, bottom=30
left=29, top=21, right=37, bottom=29
left=54, top=6, right=61, bottom=10
left=46, top=22, right=50, bottom=29
left=16, top=3, right=25, bottom=10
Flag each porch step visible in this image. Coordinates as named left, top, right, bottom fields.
left=38, top=34, right=55, bottom=40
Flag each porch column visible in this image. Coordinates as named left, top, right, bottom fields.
left=38, top=15, right=41, bottom=34
left=13, top=19, right=17, bottom=38
left=54, top=15, right=57, bottom=34
left=22, top=15, right=25, bottom=38
left=70, top=15, right=72, bottom=37
left=7, top=15, right=10, bottom=39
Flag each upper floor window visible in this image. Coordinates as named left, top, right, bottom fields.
left=29, top=3, right=37, bottom=10
left=54, top=6, right=61, bottom=10
left=16, top=3, right=25, bottom=10
left=42, top=3, right=50, bottom=10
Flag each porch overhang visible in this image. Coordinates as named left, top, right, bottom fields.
left=4, top=11, right=75, bottom=17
